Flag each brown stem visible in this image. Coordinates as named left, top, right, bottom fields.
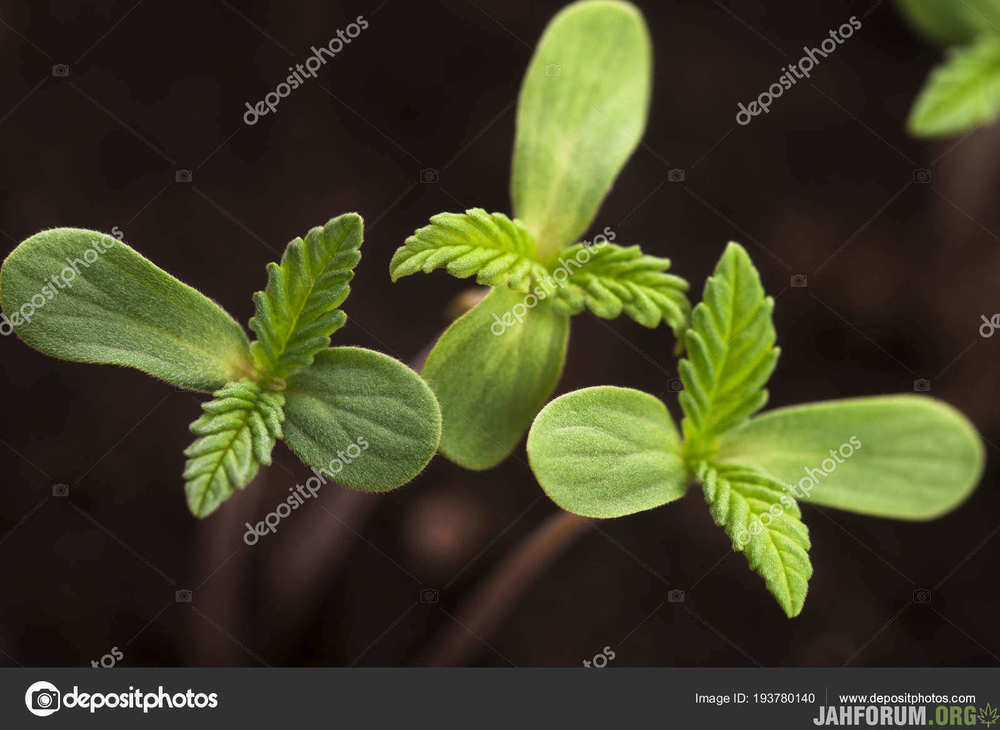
left=423, top=511, right=592, bottom=666
left=257, top=289, right=488, bottom=640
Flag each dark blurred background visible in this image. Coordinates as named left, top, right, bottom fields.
left=1, top=0, right=998, bottom=668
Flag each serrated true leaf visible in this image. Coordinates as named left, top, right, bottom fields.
left=511, top=0, right=652, bottom=258
left=548, top=243, right=689, bottom=336
left=679, top=242, right=778, bottom=462
left=717, top=395, right=985, bottom=520
left=389, top=209, right=549, bottom=292
left=527, top=386, right=687, bottom=517
left=909, top=35, right=1000, bottom=137
left=697, top=461, right=812, bottom=618
left=0, top=228, right=253, bottom=391
left=183, top=380, right=285, bottom=518
left=249, top=213, right=362, bottom=379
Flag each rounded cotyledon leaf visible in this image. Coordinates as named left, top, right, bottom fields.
left=527, top=385, right=688, bottom=518
left=511, top=0, right=652, bottom=259
left=0, top=228, right=253, bottom=391
left=282, top=347, right=441, bottom=492
left=422, top=286, right=570, bottom=470
left=716, top=395, right=985, bottom=520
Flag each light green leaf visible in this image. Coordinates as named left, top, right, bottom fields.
left=548, top=243, right=689, bottom=336
left=896, top=0, right=1000, bottom=45
left=183, top=380, right=285, bottom=518
left=678, top=242, right=779, bottom=461
left=527, top=386, right=687, bottom=517
left=716, top=395, right=985, bottom=520
left=282, top=347, right=441, bottom=491
left=0, top=228, right=253, bottom=391
left=696, top=462, right=812, bottom=618
left=511, top=0, right=651, bottom=259
left=909, top=35, right=1000, bottom=137
left=389, top=209, right=549, bottom=291
left=423, top=286, right=569, bottom=470
left=249, top=214, right=362, bottom=379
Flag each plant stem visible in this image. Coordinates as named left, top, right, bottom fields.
left=422, top=510, right=592, bottom=666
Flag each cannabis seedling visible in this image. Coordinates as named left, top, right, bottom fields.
left=898, top=0, right=1000, bottom=136
left=0, top=215, right=442, bottom=517
left=389, top=0, right=690, bottom=469
left=527, top=242, right=985, bottom=616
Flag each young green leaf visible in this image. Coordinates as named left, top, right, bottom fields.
left=678, top=242, right=779, bottom=461
left=511, top=0, right=652, bottom=259
left=249, top=214, right=362, bottom=379
left=548, top=243, right=689, bottom=336
left=697, top=461, right=812, bottom=618
left=908, top=35, right=1000, bottom=137
left=282, top=347, right=441, bottom=491
left=716, top=395, right=985, bottom=520
left=0, top=228, right=253, bottom=391
left=423, top=287, right=570, bottom=470
left=527, top=386, right=687, bottom=517
left=389, top=209, right=549, bottom=291
left=183, top=380, right=285, bottom=518
left=895, top=0, right=990, bottom=45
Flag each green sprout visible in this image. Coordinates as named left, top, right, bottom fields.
left=389, top=0, right=690, bottom=470
left=0, top=214, right=442, bottom=517
left=898, top=0, right=1000, bottom=136
left=527, top=242, right=985, bottom=617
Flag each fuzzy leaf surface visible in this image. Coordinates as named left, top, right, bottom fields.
left=183, top=380, right=285, bottom=517
left=249, top=213, right=362, bottom=378
left=389, top=209, right=548, bottom=292
left=422, top=287, right=569, bottom=470
left=678, top=242, right=778, bottom=461
left=716, top=395, right=985, bottom=520
left=0, top=228, right=252, bottom=391
left=282, top=347, right=441, bottom=492
left=697, top=461, right=812, bottom=618
left=548, top=243, right=689, bottom=336
left=527, top=386, right=687, bottom=517
left=511, top=0, right=652, bottom=257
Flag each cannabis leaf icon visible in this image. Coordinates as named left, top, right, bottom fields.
left=980, top=702, right=999, bottom=728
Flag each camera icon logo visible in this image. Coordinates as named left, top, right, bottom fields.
left=912, top=168, right=932, bottom=184
left=51, top=64, right=69, bottom=78
left=913, top=378, right=931, bottom=392
left=544, top=63, right=562, bottom=77
left=419, top=587, right=440, bottom=604
left=913, top=588, right=931, bottom=604
left=419, top=168, right=439, bottom=184
left=25, top=681, right=61, bottom=717
left=668, top=378, right=683, bottom=392
left=790, top=274, right=808, bottom=288
left=175, top=169, right=193, bottom=183
left=668, top=588, right=685, bottom=603
left=667, top=168, right=685, bottom=183
left=175, top=589, right=193, bottom=603
left=52, top=484, right=69, bottom=498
